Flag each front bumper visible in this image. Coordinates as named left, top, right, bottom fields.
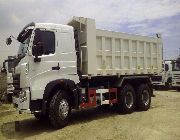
left=152, top=82, right=164, bottom=86
left=12, top=88, right=30, bottom=113
left=172, top=81, right=180, bottom=87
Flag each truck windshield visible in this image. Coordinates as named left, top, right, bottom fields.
left=17, top=29, right=32, bottom=58
left=18, top=37, right=30, bottom=57
left=172, top=61, right=180, bottom=71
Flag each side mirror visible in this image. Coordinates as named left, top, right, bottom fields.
left=6, top=37, right=12, bottom=45
left=32, top=42, right=43, bottom=62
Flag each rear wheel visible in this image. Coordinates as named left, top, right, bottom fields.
left=117, top=84, right=136, bottom=114
left=136, top=84, right=151, bottom=111
left=49, top=90, right=71, bottom=129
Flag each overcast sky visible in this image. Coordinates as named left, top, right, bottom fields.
left=0, top=0, right=180, bottom=64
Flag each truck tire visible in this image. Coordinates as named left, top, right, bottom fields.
left=117, top=84, right=136, bottom=114
left=7, top=94, right=12, bottom=103
left=136, top=84, right=151, bottom=111
left=165, top=79, right=172, bottom=90
left=177, top=88, right=180, bottom=92
left=49, top=90, right=71, bottom=129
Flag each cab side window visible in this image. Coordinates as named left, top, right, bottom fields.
left=33, top=30, right=55, bottom=55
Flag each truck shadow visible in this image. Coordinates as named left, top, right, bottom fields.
left=70, top=107, right=118, bottom=125
left=1, top=118, right=53, bottom=139
left=154, top=89, right=178, bottom=92
left=154, top=88, right=168, bottom=91
left=1, top=106, right=158, bottom=139
left=1, top=107, right=118, bottom=139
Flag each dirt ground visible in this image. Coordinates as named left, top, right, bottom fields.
left=0, top=90, right=180, bottom=140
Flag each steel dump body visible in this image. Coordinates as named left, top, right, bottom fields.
left=68, top=17, right=162, bottom=76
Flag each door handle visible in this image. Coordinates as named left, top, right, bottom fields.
left=52, top=63, right=60, bottom=70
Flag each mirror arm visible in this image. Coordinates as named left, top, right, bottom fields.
left=10, top=35, right=17, bottom=40
left=34, top=56, right=41, bottom=62
left=32, top=43, right=43, bottom=62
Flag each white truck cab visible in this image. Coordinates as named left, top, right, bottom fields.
left=172, top=58, right=180, bottom=91
left=12, top=22, right=79, bottom=112
left=151, top=60, right=172, bottom=89
left=1, top=56, right=17, bottom=102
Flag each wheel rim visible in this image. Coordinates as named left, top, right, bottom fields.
left=141, top=90, right=149, bottom=105
left=58, top=99, right=69, bottom=120
left=125, top=91, right=133, bottom=108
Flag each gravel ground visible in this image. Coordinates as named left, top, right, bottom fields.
left=0, top=90, right=180, bottom=140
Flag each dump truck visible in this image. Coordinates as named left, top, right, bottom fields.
left=1, top=56, right=17, bottom=102
left=151, top=60, right=172, bottom=90
left=6, top=17, right=162, bottom=128
left=172, top=58, right=180, bottom=91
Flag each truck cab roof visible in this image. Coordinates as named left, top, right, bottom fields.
left=35, top=23, right=74, bottom=33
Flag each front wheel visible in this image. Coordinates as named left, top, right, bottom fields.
left=136, top=84, right=151, bottom=111
left=49, top=90, right=71, bottom=129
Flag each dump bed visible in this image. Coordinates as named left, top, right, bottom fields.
left=68, top=17, right=162, bottom=76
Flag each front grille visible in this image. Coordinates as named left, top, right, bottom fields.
left=12, top=74, right=20, bottom=95
left=151, top=75, right=162, bottom=82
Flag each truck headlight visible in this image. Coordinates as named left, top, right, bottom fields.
left=19, top=90, right=27, bottom=102
left=25, top=63, right=29, bottom=75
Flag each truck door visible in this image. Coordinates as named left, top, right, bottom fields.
left=30, top=29, right=60, bottom=99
